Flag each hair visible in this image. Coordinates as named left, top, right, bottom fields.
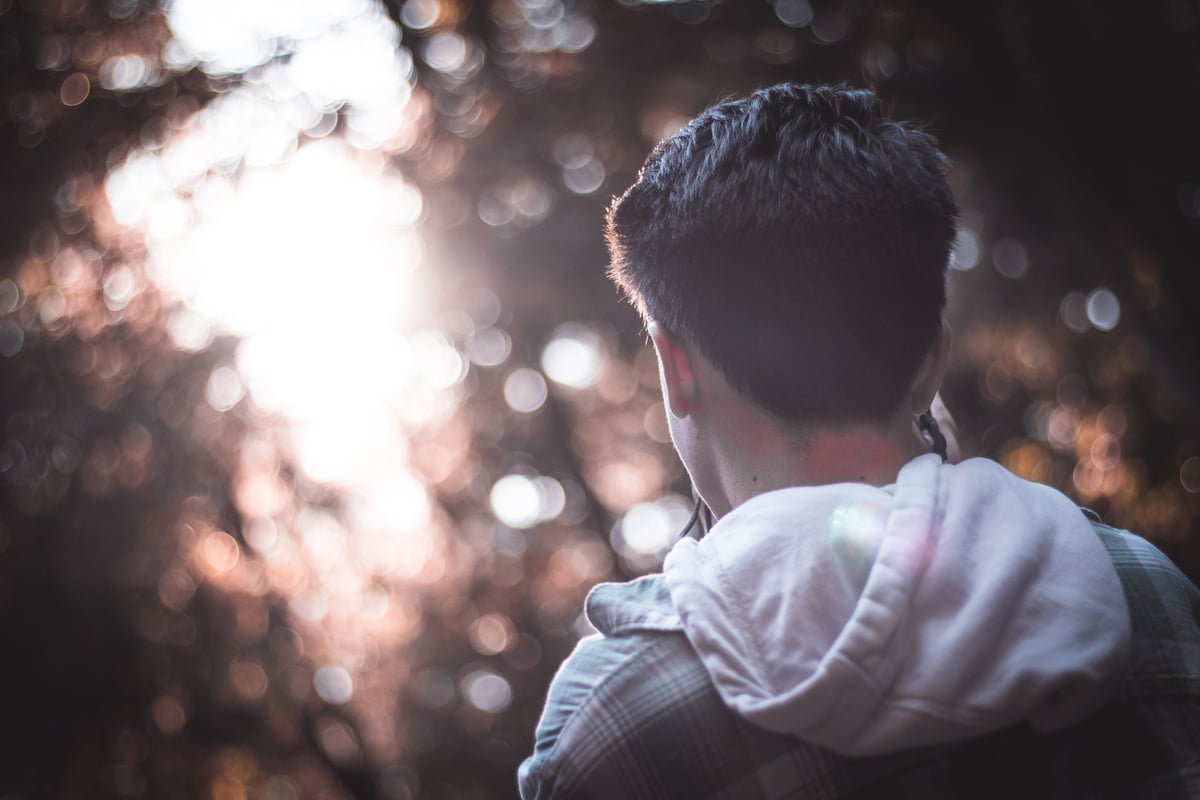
left=606, top=83, right=958, bottom=425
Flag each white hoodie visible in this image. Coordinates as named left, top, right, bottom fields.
left=662, top=453, right=1131, bottom=756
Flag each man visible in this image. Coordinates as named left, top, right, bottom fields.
left=519, top=83, right=1200, bottom=798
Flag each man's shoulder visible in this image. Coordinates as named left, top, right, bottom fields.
left=1090, top=519, right=1198, bottom=588
left=519, top=573, right=720, bottom=799
left=1067, top=519, right=1200, bottom=796
left=1087, top=520, right=1200, bottom=687
left=520, top=574, right=921, bottom=800
left=1088, top=519, right=1200, bottom=647
left=525, top=574, right=699, bottom=749
left=519, top=522, right=1200, bottom=800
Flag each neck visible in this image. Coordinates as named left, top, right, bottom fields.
left=706, top=407, right=928, bottom=518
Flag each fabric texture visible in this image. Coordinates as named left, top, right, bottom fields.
left=663, top=455, right=1130, bottom=754
left=518, top=462, right=1200, bottom=799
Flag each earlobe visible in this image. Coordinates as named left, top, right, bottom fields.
left=649, top=322, right=695, bottom=418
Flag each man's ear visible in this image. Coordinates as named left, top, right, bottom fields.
left=648, top=321, right=697, bottom=418
left=909, top=319, right=952, bottom=414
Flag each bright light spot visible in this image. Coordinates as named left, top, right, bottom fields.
left=533, top=475, right=566, bottom=521
left=99, top=54, right=156, bottom=91
left=557, top=17, right=595, bottom=52
left=524, top=0, right=563, bottom=29
left=0, top=279, right=19, bottom=313
left=104, top=0, right=467, bottom=722
left=562, top=158, right=605, bottom=195
left=485, top=473, right=563, bottom=529
left=466, top=327, right=511, bottom=367
left=52, top=248, right=93, bottom=286
left=291, top=587, right=329, bottom=621
left=245, top=518, right=279, bottom=553
left=148, top=140, right=430, bottom=482
left=297, top=509, right=344, bottom=560
left=102, top=266, right=137, bottom=311
left=1086, top=287, right=1120, bottom=331
left=165, top=0, right=413, bottom=154
left=950, top=228, right=980, bottom=271
left=287, top=14, right=413, bottom=121
left=105, top=151, right=165, bottom=226
left=120, top=0, right=430, bottom=507
left=551, top=133, right=592, bottom=169
left=37, top=289, right=66, bottom=325
left=1047, top=406, right=1078, bottom=450
left=350, top=472, right=433, bottom=544
left=620, top=502, right=671, bottom=555
left=202, top=530, right=241, bottom=573
left=461, top=670, right=512, bottom=713
left=166, top=0, right=374, bottom=75
left=774, top=0, right=813, bottom=27
left=1060, top=291, right=1090, bottom=333
left=166, top=306, right=213, bottom=351
left=490, top=474, right=541, bottom=528
left=314, top=665, right=354, bottom=704
left=478, top=178, right=553, bottom=228
left=59, top=73, right=90, bottom=106
left=205, top=366, right=244, bottom=412
left=424, top=32, right=466, bottom=72
left=147, top=195, right=192, bottom=240
left=504, top=368, right=548, bottom=413
left=401, top=0, right=440, bottom=29
left=611, top=494, right=692, bottom=570
left=1090, top=433, right=1121, bottom=470
left=541, top=324, right=604, bottom=388
left=468, top=613, right=515, bottom=656
left=162, top=39, right=199, bottom=71
left=413, top=332, right=466, bottom=389
left=991, top=238, right=1029, bottom=279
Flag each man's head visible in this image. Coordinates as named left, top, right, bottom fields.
left=606, top=83, right=957, bottom=428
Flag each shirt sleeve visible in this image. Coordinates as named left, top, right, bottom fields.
left=517, top=631, right=659, bottom=800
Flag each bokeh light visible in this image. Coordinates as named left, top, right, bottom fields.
left=541, top=323, right=604, bottom=389
left=461, top=670, right=513, bottom=714
left=612, top=494, right=692, bottom=571
left=314, top=665, right=355, bottom=705
left=1086, top=287, right=1121, bottom=331
left=3, top=0, right=1198, bottom=796
left=503, top=368, right=549, bottom=413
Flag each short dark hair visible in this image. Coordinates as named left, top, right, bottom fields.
left=606, top=83, right=957, bottom=425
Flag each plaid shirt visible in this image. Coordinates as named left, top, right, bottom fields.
left=519, top=522, right=1200, bottom=799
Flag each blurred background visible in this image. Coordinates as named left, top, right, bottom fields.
left=0, top=0, right=1198, bottom=796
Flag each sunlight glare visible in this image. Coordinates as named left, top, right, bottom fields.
left=166, top=0, right=374, bottom=75
left=148, top=139, right=434, bottom=484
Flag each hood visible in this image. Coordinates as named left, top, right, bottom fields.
left=662, top=454, right=1131, bottom=756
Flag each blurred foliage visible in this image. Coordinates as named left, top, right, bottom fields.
left=1, top=0, right=1198, bottom=797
